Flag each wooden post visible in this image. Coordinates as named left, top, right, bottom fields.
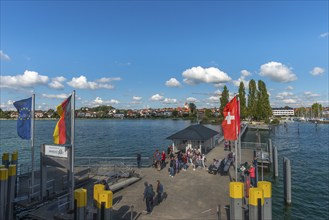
left=283, top=157, right=291, bottom=205
left=273, top=146, right=278, bottom=177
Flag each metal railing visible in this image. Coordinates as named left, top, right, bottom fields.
left=75, top=156, right=152, bottom=168
left=240, top=142, right=268, bottom=151
left=57, top=194, right=70, bottom=212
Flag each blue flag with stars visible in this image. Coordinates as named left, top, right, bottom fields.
left=13, top=97, right=32, bottom=140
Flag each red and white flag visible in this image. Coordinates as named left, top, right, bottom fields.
left=222, top=96, right=240, bottom=140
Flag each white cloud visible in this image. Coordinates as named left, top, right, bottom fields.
left=95, top=77, right=121, bottom=83
left=304, top=91, right=320, bottom=98
left=214, top=83, right=226, bottom=88
left=163, top=98, right=177, bottom=104
left=233, top=69, right=251, bottom=87
left=276, top=92, right=294, bottom=99
left=133, top=96, right=142, bottom=101
left=92, top=97, right=119, bottom=106
left=320, top=32, right=329, bottom=38
left=108, top=99, right=119, bottom=105
left=49, top=76, right=67, bottom=90
left=286, top=86, right=294, bottom=90
left=186, top=97, right=198, bottom=102
left=259, top=62, right=297, bottom=82
left=0, top=70, right=49, bottom=89
left=310, top=67, right=325, bottom=76
left=283, top=99, right=297, bottom=104
left=98, top=84, right=114, bottom=89
left=208, top=96, right=219, bottom=103
left=67, top=76, right=97, bottom=89
left=150, top=94, right=164, bottom=101
left=67, top=76, right=115, bottom=90
left=165, top=78, right=181, bottom=87
left=214, top=90, right=222, bottom=96
left=241, top=70, right=251, bottom=77
left=94, top=97, right=103, bottom=105
left=42, top=93, right=70, bottom=99
left=182, top=66, right=231, bottom=85
left=0, top=50, right=10, bottom=61
left=1, top=100, right=16, bottom=111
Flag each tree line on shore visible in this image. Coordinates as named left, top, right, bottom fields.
left=219, top=79, right=272, bottom=122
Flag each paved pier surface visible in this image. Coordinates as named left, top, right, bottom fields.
left=19, top=142, right=253, bottom=220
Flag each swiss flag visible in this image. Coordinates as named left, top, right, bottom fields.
left=222, top=96, right=240, bottom=140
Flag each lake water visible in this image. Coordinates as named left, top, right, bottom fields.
left=0, top=119, right=328, bottom=219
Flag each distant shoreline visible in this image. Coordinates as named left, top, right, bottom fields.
left=0, top=117, right=222, bottom=125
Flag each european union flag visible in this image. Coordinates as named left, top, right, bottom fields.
left=13, top=97, right=32, bottom=140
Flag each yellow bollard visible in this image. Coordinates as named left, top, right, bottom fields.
left=229, top=182, right=244, bottom=220
left=6, top=165, right=16, bottom=220
left=258, top=181, right=272, bottom=220
left=249, top=187, right=264, bottom=220
left=74, top=188, right=87, bottom=220
left=97, top=190, right=113, bottom=220
left=93, top=184, right=104, bottom=207
left=2, top=153, right=9, bottom=168
left=11, top=152, right=18, bottom=163
left=0, top=168, right=9, bottom=220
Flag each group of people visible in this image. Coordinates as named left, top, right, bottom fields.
left=152, top=149, right=166, bottom=170
left=168, top=147, right=207, bottom=177
left=143, top=180, right=164, bottom=214
left=238, top=159, right=257, bottom=187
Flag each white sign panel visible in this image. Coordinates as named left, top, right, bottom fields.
left=45, top=145, right=68, bottom=158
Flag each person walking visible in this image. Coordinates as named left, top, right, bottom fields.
left=137, top=152, right=141, bottom=168
left=156, top=180, right=164, bottom=204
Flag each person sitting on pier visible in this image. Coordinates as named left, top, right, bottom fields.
left=187, top=149, right=193, bottom=164
left=208, top=159, right=221, bottom=174
left=224, top=141, right=229, bottom=150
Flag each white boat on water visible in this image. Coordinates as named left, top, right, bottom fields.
left=281, top=117, right=295, bottom=123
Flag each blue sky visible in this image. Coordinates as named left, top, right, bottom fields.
left=1, top=1, right=328, bottom=110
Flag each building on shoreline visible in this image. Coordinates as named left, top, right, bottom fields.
left=272, top=107, right=294, bottom=116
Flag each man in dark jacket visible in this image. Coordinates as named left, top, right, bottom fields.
left=143, top=182, right=154, bottom=213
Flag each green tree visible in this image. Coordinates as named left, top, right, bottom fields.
left=238, top=82, right=247, bottom=119
left=172, top=109, right=178, bottom=118
left=256, top=80, right=272, bottom=121
left=311, top=103, right=323, bottom=118
left=295, top=107, right=306, bottom=117
left=205, top=109, right=213, bottom=118
left=220, top=85, right=229, bottom=117
left=188, top=103, right=197, bottom=116
left=247, top=79, right=257, bottom=120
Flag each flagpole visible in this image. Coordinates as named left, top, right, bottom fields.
left=235, top=95, right=238, bottom=181
left=31, top=94, right=35, bottom=195
left=238, top=96, right=241, bottom=165
left=70, top=90, right=76, bottom=210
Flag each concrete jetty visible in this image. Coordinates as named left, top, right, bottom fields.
left=16, top=140, right=253, bottom=220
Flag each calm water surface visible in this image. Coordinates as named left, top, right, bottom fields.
left=0, top=119, right=328, bottom=219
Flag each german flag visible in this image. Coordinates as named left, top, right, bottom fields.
left=53, top=95, right=72, bottom=144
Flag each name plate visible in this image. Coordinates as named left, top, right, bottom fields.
left=45, top=145, right=68, bottom=158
